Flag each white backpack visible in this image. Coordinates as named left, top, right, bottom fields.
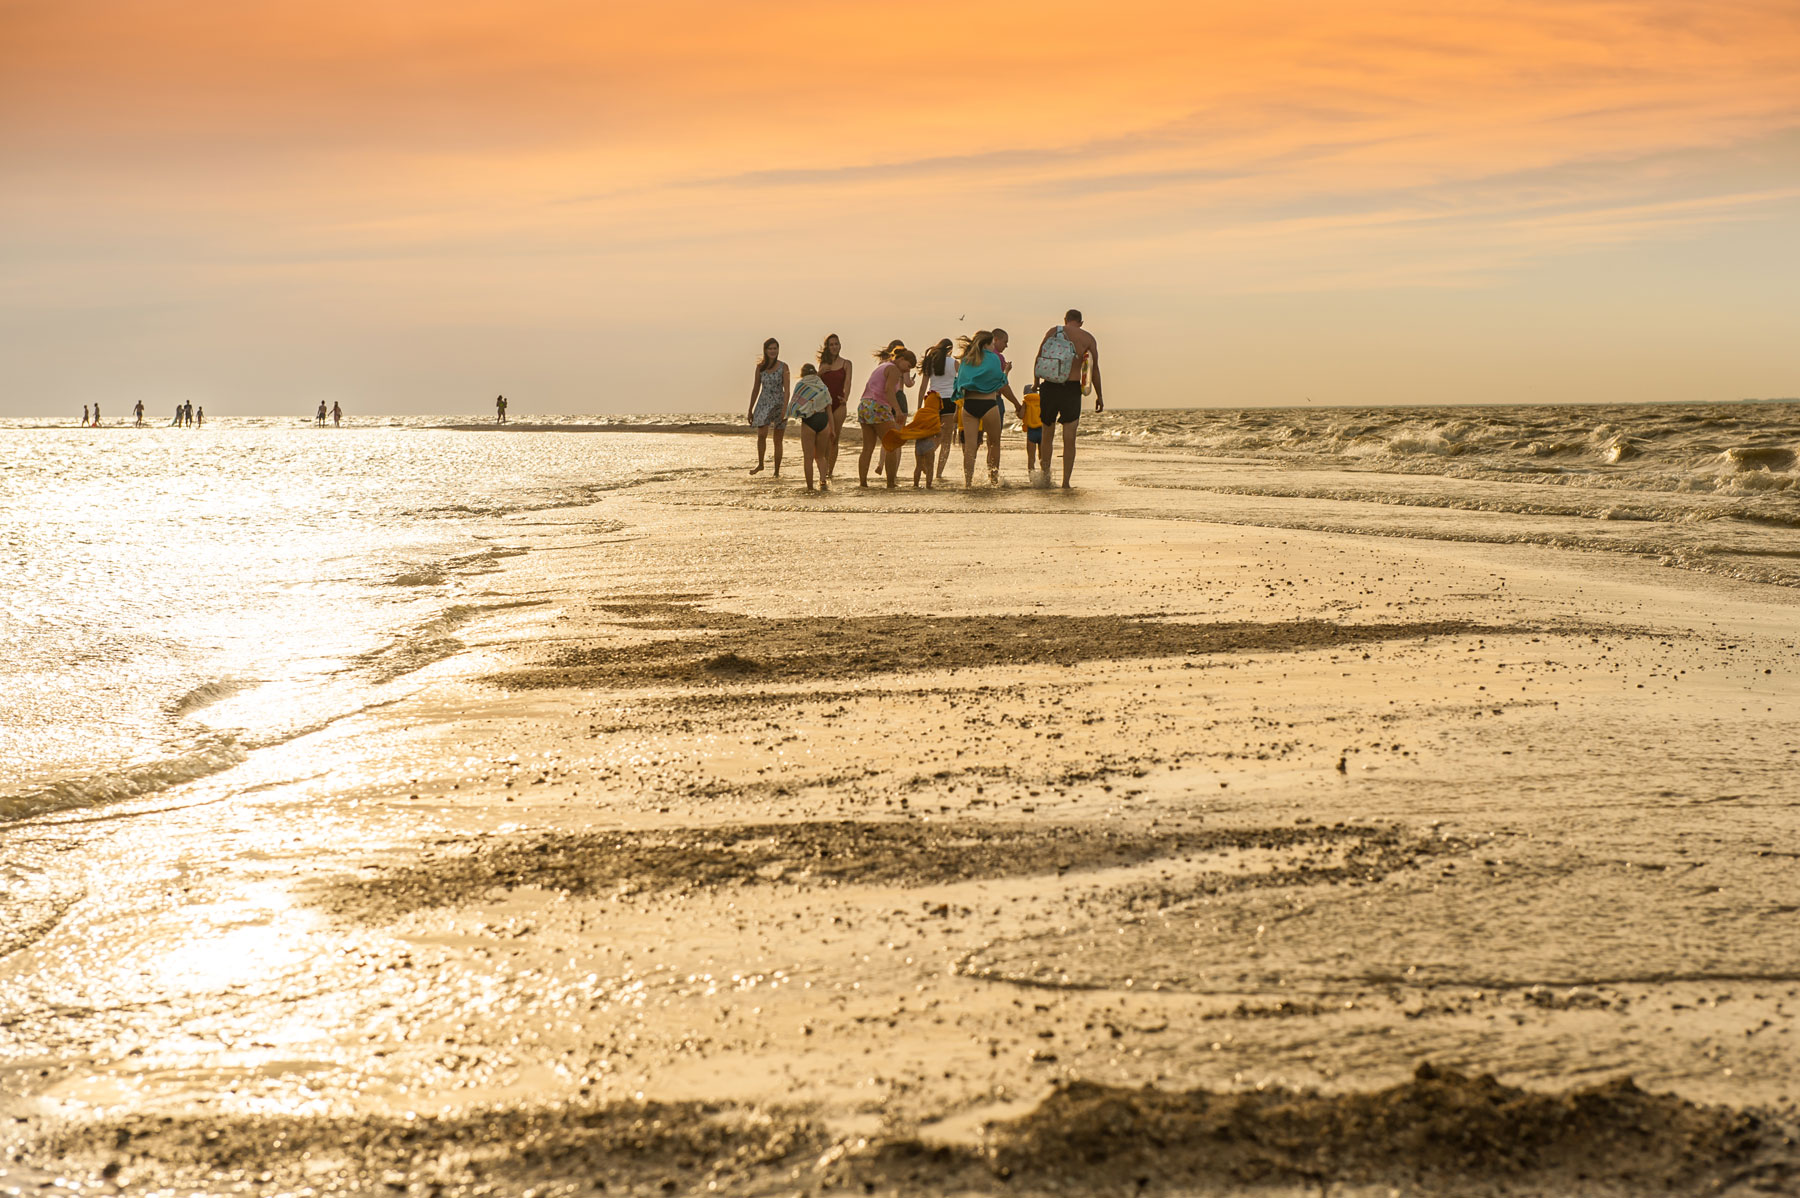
left=1034, top=326, right=1077, bottom=384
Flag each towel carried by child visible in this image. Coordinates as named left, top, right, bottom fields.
left=1022, top=388, right=1042, bottom=430
left=882, top=392, right=944, bottom=451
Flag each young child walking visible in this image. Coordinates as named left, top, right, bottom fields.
left=1022, top=385, right=1046, bottom=480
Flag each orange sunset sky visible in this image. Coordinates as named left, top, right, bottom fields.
left=2, top=0, right=1797, bottom=415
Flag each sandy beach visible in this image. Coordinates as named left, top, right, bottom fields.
left=3, top=429, right=1798, bottom=1196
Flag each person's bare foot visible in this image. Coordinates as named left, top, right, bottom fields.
left=820, top=479, right=829, bottom=492
left=749, top=464, right=764, bottom=475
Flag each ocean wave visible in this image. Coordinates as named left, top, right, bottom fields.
left=354, top=598, right=549, bottom=685
left=0, top=734, right=248, bottom=823
left=164, top=678, right=253, bottom=718
left=1721, top=445, right=1797, bottom=472
left=1096, top=402, right=1799, bottom=477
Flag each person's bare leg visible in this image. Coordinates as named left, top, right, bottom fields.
left=1060, top=419, right=1078, bottom=488
left=936, top=421, right=954, bottom=480
left=824, top=410, right=842, bottom=477
left=859, top=425, right=878, bottom=487
left=800, top=425, right=817, bottom=490
left=882, top=427, right=902, bottom=488
left=751, top=427, right=767, bottom=474
left=985, top=409, right=1003, bottom=483
left=962, top=415, right=980, bottom=486
left=772, top=426, right=785, bottom=477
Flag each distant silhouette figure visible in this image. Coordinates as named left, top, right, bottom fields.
left=496, top=394, right=508, bottom=425
left=171, top=404, right=182, bottom=426
left=182, top=401, right=194, bottom=427
left=316, top=401, right=328, bottom=427
left=81, top=404, right=89, bottom=427
left=133, top=400, right=145, bottom=427
left=92, top=402, right=101, bottom=427
left=331, top=402, right=343, bottom=427
left=195, top=406, right=204, bottom=428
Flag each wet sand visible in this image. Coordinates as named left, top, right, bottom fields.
left=4, top=435, right=1799, bottom=1196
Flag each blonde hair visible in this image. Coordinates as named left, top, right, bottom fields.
left=891, top=346, right=917, bottom=367
left=957, top=330, right=994, bottom=367
left=872, top=339, right=906, bottom=362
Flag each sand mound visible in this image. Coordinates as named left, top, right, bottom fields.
left=17, top=1067, right=1788, bottom=1196
left=18, top=1099, right=823, bottom=1196
left=964, top=1064, right=1779, bottom=1192
left=493, top=601, right=1535, bottom=689
left=701, top=651, right=762, bottom=674
left=322, top=821, right=1392, bottom=920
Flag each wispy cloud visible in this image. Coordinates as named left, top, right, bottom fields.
left=2, top=0, right=1797, bottom=411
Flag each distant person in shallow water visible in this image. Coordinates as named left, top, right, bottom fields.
left=787, top=363, right=836, bottom=492
left=183, top=401, right=193, bottom=427
left=857, top=345, right=914, bottom=488
left=195, top=406, right=204, bottom=428
left=133, top=400, right=145, bottom=427
left=746, top=337, right=789, bottom=476
left=816, top=334, right=852, bottom=480
left=954, top=331, right=1017, bottom=487
left=1031, top=309, right=1103, bottom=488
left=969, top=328, right=1012, bottom=461
left=81, top=405, right=89, bottom=427
left=496, top=394, right=507, bottom=425
left=915, top=338, right=956, bottom=487
left=316, top=401, right=328, bottom=427
left=873, top=340, right=913, bottom=415
left=331, top=402, right=343, bottom=427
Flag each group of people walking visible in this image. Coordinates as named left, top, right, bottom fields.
left=747, top=310, right=1103, bottom=491
left=77, top=400, right=203, bottom=427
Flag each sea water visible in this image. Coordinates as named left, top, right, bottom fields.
left=0, top=419, right=709, bottom=821
left=3, top=401, right=1795, bottom=823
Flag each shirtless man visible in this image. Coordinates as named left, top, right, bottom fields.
left=1031, top=309, right=1104, bottom=489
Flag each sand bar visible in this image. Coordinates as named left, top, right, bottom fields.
left=3, top=435, right=1798, bottom=1195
